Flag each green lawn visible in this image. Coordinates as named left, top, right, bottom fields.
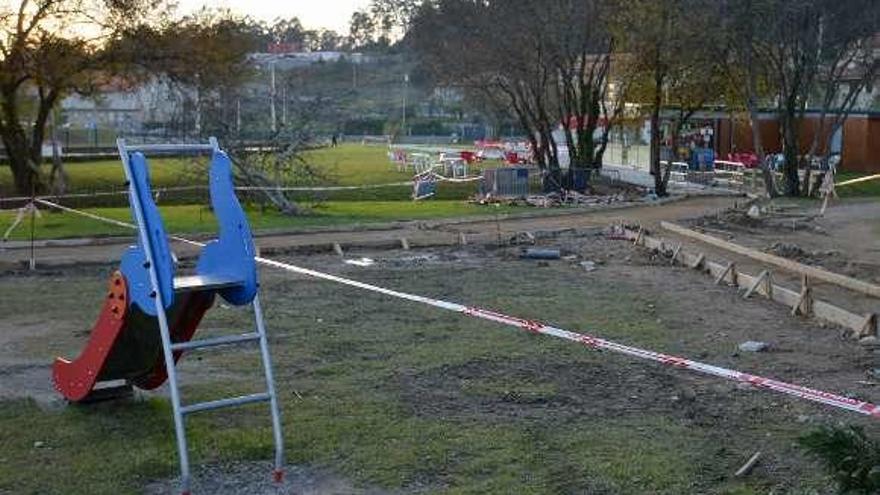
left=0, top=144, right=504, bottom=204
left=304, top=144, right=411, bottom=186
left=836, top=171, right=880, bottom=197
left=1, top=201, right=524, bottom=241
left=0, top=144, right=525, bottom=239
left=0, top=144, right=479, bottom=194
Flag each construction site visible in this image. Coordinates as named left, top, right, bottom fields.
left=4, top=0, right=880, bottom=493
left=2, top=155, right=880, bottom=493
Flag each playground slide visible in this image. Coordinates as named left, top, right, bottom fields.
left=52, top=148, right=258, bottom=402
left=52, top=272, right=216, bottom=401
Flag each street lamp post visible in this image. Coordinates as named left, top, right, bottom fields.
left=402, top=73, right=409, bottom=137
left=270, top=61, right=277, bottom=133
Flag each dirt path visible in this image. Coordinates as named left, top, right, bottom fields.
left=0, top=195, right=738, bottom=268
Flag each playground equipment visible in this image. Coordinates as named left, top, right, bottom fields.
left=52, top=138, right=284, bottom=494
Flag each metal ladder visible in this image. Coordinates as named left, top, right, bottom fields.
left=117, top=139, right=284, bottom=495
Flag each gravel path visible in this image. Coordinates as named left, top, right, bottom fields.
left=142, top=461, right=394, bottom=495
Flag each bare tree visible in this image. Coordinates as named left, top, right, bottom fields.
left=724, top=0, right=779, bottom=197
left=411, top=0, right=619, bottom=191
left=734, top=0, right=880, bottom=196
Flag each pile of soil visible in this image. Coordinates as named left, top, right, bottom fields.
left=765, top=242, right=839, bottom=265
left=691, top=208, right=766, bottom=233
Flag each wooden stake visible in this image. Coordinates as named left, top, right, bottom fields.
left=792, top=274, right=813, bottom=316
left=744, top=270, right=769, bottom=299
left=333, top=242, right=344, bottom=257
left=670, top=243, right=682, bottom=265
left=458, top=232, right=468, bottom=246
left=400, top=238, right=410, bottom=250
left=734, top=451, right=762, bottom=477
left=859, top=313, right=878, bottom=338
left=715, top=262, right=736, bottom=285
left=634, top=227, right=644, bottom=246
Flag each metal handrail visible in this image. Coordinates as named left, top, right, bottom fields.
left=120, top=137, right=219, bottom=155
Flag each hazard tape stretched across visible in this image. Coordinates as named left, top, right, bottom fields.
left=32, top=198, right=880, bottom=419
left=835, top=173, right=880, bottom=188
left=3, top=182, right=417, bottom=204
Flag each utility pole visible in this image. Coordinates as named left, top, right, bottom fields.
left=236, top=97, right=241, bottom=134
left=194, top=74, right=201, bottom=137
left=270, top=61, right=277, bottom=133
left=402, top=73, right=409, bottom=136
left=282, top=83, right=287, bottom=126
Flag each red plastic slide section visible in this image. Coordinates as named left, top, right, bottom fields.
left=53, top=271, right=129, bottom=402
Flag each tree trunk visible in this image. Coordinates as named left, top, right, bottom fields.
left=650, top=71, right=666, bottom=196
left=747, top=109, right=777, bottom=198
left=0, top=86, right=52, bottom=195
left=1, top=128, right=43, bottom=195
left=780, top=109, right=801, bottom=196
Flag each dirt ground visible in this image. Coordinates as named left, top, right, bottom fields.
left=0, top=195, right=738, bottom=268
left=2, top=214, right=880, bottom=493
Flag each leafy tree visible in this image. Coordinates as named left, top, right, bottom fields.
left=613, top=0, right=728, bottom=196
left=0, top=0, right=165, bottom=195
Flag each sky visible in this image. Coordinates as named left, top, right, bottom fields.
left=175, top=0, right=371, bottom=33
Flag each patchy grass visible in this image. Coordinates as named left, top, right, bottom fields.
left=0, top=255, right=845, bottom=494
left=0, top=201, right=524, bottom=240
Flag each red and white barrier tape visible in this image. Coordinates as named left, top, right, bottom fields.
left=4, top=182, right=419, bottom=204
left=33, top=198, right=880, bottom=419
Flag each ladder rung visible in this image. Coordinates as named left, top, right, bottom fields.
left=171, top=332, right=260, bottom=352
left=181, top=392, right=270, bottom=415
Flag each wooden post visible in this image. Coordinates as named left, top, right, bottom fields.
left=670, top=243, right=682, bottom=265
left=792, top=275, right=813, bottom=316
left=634, top=227, right=644, bottom=246
left=400, top=238, right=410, bottom=250
left=859, top=313, right=878, bottom=338
left=744, top=270, right=769, bottom=299
left=715, top=262, right=735, bottom=285
left=333, top=242, right=344, bottom=257
left=458, top=232, right=468, bottom=246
